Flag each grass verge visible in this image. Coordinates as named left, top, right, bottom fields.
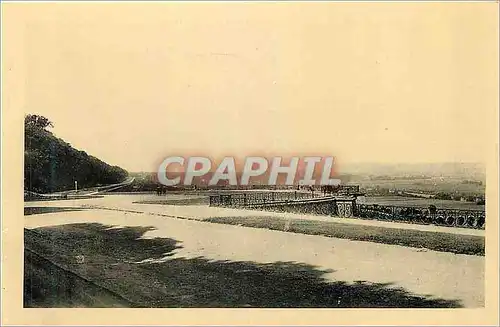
left=205, top=216, right=484, bottom=256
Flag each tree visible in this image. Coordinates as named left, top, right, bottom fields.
left=25, top=114, right=53, bottom=130
left=24, top=113, right=128, bottom=193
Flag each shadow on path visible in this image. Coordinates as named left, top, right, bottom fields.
left=25, top=223, right=463, bottom=308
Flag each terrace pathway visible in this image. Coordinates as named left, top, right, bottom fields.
left=25, top=194, right=485, bottom=237
left=24, top=194, right=485, bottom=308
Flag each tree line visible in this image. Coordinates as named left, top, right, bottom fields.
left=24, top=114, right=128, bottom=193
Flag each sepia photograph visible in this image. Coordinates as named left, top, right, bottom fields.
left=2, top=1, right=499, bottom=326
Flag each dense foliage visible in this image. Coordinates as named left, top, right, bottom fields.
left=24, top=114, right=128, bottom=193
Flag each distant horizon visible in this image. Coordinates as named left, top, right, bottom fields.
left=128, top=161, right=486, bottom=172
left=27, top=117, right=488, bottom=173
left=127, top=161, right=486, bottom=178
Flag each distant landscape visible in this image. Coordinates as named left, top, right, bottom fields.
left=341, top=164, right=485, bottom=206
left=112, top=164, right=486, bottom=210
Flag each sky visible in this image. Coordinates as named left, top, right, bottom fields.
left=11, top=3, right=498, bottom=172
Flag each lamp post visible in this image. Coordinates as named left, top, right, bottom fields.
left=75, top=181, right=78, bottom=192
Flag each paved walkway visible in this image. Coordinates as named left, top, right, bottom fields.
left=24, top=200, right=485, bottom=307
left=25, top=194, right=485, bottom=236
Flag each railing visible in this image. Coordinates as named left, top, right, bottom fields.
left=355, top=204, right=485, bottom=229
left=209, top=191, right=325, bottom=207
left=208, top=185, right=361, bottom=205
left=208, top=186, right=484, bottom=230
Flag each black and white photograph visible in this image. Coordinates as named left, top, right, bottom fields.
left=1, top=1, right=499, bottom=326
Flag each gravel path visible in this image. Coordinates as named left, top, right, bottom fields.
left=24, top=195, right=484, bottom=308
